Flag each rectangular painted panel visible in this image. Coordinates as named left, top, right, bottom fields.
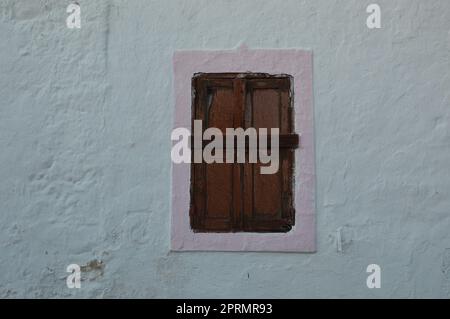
left=190, top=73, right=297, bottom=233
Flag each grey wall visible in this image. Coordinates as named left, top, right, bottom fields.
left=0, top=0, right=449, bottom=298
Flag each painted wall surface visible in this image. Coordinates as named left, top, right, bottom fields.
left=0, top=0, right=449, bottom=298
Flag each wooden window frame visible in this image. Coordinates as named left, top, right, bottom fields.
left=190, top=73, right=298, bottom=233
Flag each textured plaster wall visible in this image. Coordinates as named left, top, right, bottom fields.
left=0, top=0, right=449, bottom=298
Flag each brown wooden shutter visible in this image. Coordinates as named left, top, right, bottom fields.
left=190, top=73, right=298, bottom=233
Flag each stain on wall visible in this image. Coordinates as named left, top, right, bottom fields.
left=0, top=0, right=449, bottom=298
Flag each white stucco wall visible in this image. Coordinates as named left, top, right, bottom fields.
left=0, top=0, right=449, bottom=298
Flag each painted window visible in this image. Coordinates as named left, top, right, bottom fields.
left=171, top=47, right=315, bottom=252
left=190, top=73, right=299, bottom=232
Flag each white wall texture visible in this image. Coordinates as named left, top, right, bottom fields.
left=0, top=0, right=449, bottom=298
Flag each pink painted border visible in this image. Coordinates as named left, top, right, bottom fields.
left=171, top=45, right=315, bottom=252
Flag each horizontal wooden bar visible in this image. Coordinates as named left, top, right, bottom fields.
left=247, top=78, right=291, bottom=90
left=190, top=134, right=299, bottom=149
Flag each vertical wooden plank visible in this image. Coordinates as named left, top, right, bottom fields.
left=251, top=88, right=282, bottom=219
left=232, top=78, right=246, bottom=230
left=205, top=88, right=234, bottom=221
left=244, top=77, right=295, bottom=232
left=190, top=78, right=207, bottom=230
left=243, top=88, right=253, bottom=230
left=191, top=76, right=236, bottom=232
left=280, top=89, right=295, bottom=224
